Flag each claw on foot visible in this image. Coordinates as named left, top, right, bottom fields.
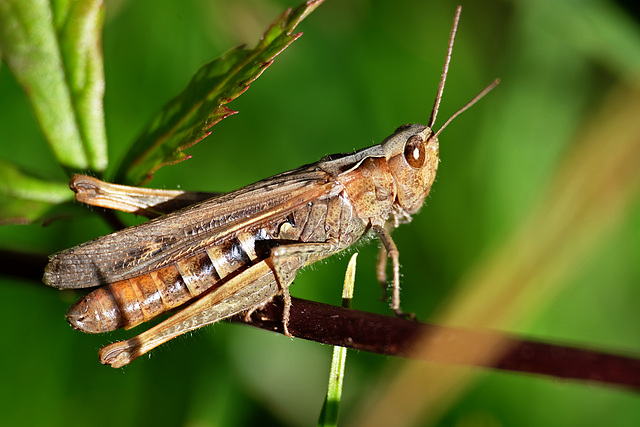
left=392, top=308, right=417, bottom=321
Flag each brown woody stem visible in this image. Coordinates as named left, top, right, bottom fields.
left=5, top=251, right=639, bottom=391
left=234, top=295, right=640, bottom=393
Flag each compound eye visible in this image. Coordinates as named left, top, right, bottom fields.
left=403, top=135, right=426, bottom=169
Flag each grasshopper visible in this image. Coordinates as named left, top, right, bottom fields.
left=44, top=6, right=497, bottom=367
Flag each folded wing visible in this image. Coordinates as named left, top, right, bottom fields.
left=44, top=166, right=337, bottom=289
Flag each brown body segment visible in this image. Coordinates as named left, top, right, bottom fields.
left=336, top=156, right=397, bottom=221
left=67, top=252, right=217, bottom=333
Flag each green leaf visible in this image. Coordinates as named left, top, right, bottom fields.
left=0, top=0, right=107, bottom=173
left=0, top=159, right=74, bottom=224
left=114, top=0, right=324, bottom=186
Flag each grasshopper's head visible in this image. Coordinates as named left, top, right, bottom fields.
left=376, top=6, right=498, bottom=218
left=382, top=124, right=439, bottom=215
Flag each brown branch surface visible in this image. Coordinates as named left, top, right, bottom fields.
left=5, top=252, right=638, bottom=392
left=234, top=296, right=640, bottom=393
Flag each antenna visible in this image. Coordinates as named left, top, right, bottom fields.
left=428, top=6, right=500, bottom=138
left=428, top=5, right=461, bottom=129
left=434, top=79, right=500, bottom=138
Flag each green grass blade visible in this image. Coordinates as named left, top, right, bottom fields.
left=114, top=0, right=324, bottom=186
left=318, top=253, right=357, bottom=427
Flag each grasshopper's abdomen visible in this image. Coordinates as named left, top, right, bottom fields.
left=66, top=192, right=366, bottom=334
left=67, top=237, right=256, bottom=333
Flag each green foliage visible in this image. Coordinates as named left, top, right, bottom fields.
left=2, top=1, right=640, bottom=427
left=115, top=0, right=323, bottom=185
left=0, top=0, right=321, bottom=222
left=0, top=0, right=106, bottom=173
left=0, top=159, right=73, bottom=224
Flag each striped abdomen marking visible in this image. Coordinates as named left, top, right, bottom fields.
left=67, top=235, right=258, bottom=333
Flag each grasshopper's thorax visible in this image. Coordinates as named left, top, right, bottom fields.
left=383, top=123, right=440, bottom=216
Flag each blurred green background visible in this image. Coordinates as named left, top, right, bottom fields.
left=2, top=0, right=640, bottom=426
